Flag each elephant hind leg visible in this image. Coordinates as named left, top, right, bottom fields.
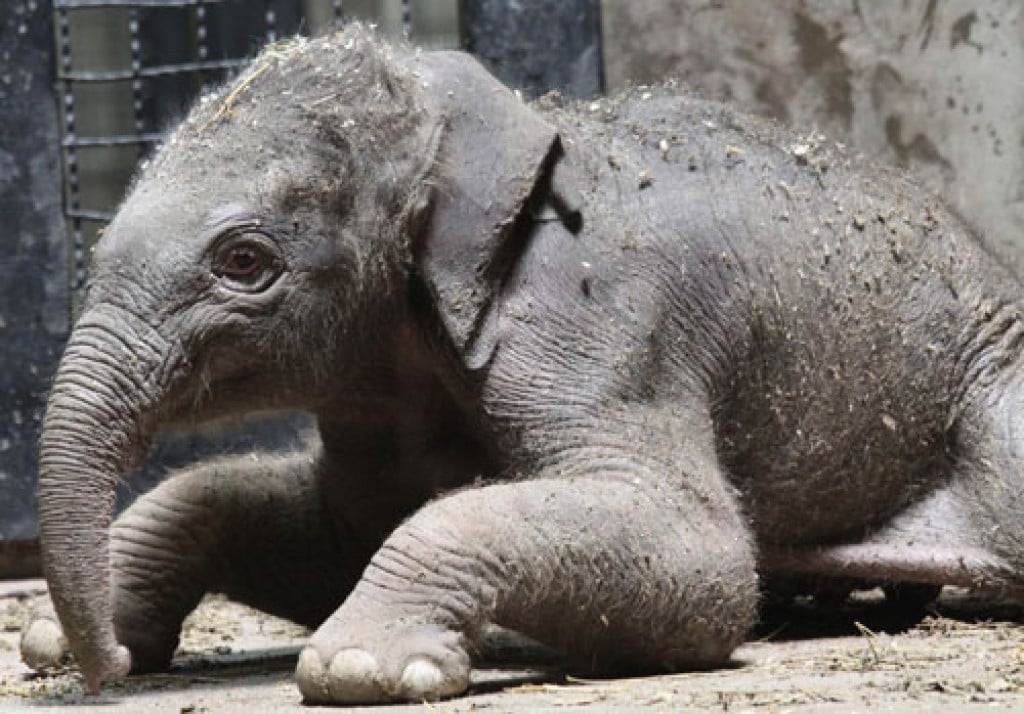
left=186, top=451, right=370, bottom=629
left=760, top=540, right=1011, bottom=590
left=115, top=448, right=370, bottom=670
left=760, top=482, right=1014, bottom=591
left=764, top=362, right=1024, bottom=602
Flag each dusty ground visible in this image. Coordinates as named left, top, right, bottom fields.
left=2, top=579, right=1024, bottom=712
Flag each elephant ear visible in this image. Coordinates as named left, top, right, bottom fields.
left=409, top=51, right=560, bottom=368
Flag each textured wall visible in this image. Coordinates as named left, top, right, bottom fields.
left=0, top=0, right=68, bottom=547
left=602, top=1, right=1024, bottom=272
left=464, top=0, right=604, bottom=98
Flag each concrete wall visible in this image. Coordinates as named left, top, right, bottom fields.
left=464, top=0, right=603, bottom=99
left=602, top=1, right=1024, bottom=272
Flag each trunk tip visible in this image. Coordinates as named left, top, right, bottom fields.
left=83, top=644, right=131, bottom=695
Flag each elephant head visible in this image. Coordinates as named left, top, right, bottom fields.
left=38, top=27, right=562, bottom=693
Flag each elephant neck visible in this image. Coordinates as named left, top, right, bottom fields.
left=315, top=314, right=501, bottom=544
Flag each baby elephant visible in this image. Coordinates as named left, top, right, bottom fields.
left=22, top=25, right=1024, bottom=704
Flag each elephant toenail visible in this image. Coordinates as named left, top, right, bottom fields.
left=399, top=658, right=449, bottom=700
left=295, top=647, right=329, bottom=703
left=20, top=618, right=69, bottom=671
left=327, top=648, right=385, bottom=702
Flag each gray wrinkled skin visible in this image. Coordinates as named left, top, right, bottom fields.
left=23, top=26, right=1024, bottom=704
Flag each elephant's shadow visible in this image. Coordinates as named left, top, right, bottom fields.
left=166, top=586, right=1023, bottom=690
left=754, top=584, right=1024, bottom=642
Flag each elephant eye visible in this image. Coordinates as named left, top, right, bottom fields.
left=211, top=233, right=283, bottom=292
left=223, top=246, right=261, bottom=277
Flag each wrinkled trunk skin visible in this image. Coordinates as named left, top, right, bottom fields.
left=37, top=306, right=170, bottom=693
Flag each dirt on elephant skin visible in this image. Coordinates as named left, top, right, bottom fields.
left=1, top=580, right=1023, bottom=712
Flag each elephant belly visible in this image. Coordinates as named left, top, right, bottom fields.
left=712, top=342, right=956, bottom=547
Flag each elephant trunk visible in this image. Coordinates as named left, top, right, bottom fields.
left=37, top=305, right=172, bottom=693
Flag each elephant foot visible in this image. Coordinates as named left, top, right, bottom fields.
left=295, top=623, right=471, bottom=704
left=21, top=597, right=175, bottom=679
left=20, top=612, right=71, bottom=672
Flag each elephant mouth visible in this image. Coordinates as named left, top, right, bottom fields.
left=180, top=366, right=299, bottom=424
left=215, top=368, right=264, bottom=395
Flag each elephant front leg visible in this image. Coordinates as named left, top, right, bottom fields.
left=22, top=448, right=366, bottom=675
left=295, top=468, right=757, bottom=704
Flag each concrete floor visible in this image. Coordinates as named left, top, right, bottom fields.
left=3, top=579, right=1024, bottom=712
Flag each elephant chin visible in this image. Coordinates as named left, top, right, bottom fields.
left=37, top=306, right=170, bottom=693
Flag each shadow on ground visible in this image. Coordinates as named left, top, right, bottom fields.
left=2, top=581, right=1024, bottom=711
